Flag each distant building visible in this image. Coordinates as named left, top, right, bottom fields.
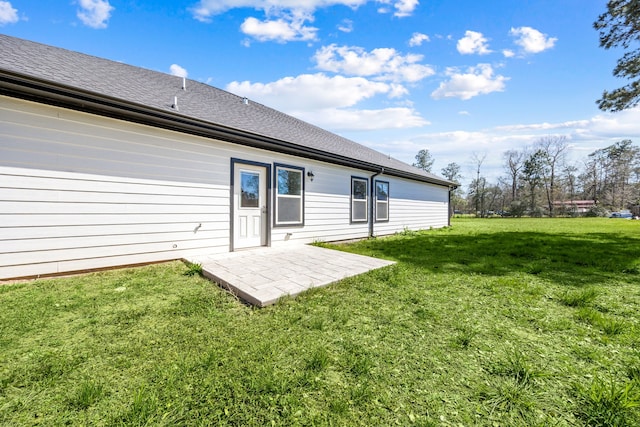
left=552, top=200, right=596, bottom=214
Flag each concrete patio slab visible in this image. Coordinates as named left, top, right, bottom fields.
left=189, top=245, right=395, bottom=307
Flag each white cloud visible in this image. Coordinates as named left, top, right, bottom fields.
left=227, top=73, right=392, bottom=110
left=388, top=83, right=409, bottom=97
left=409, top=32, right=429, bottom=47
left=572, top=108, right=640, bottom=139
left=314, top=44, right=435, bottom=83
left=431, top=64, right=508, bottom=100
left=169, top=64, right=188, bottom=78
left=502, top=49, right=515, bottom=58
left=296, top=107, right=428, bottom=130
left=240, top=12, right=318, bottom=42
left=493, top=120, right=590, bottom=133
left=395, top=108, right=640, bottom=185
left=510, top=26, right=557, bottom=54
left=77, top=0, right=113, bottom=29
left=190, top=0, right=365, bottom=22
left=402, top=130, right=535, bottom=184
left=226, top=73, right=428, bottom=130
left=337, top=19, right=353, bottom=32
left=457, top=30, right=492, bottom=55
left=190, top=1, right=418, bottom=39
left=391, top=0, right=419, bottom=17
left=0, top=1, right=18, bottom=25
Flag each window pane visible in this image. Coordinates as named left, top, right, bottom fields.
left=376, top=182, right=389, bottom=201
left=376, top=201, right=388, bottom=220
left=353, top=200, right=367, bottom=221
left=353, top=180, right=367, bottom=200
left=277, top=197, right=302, bottom=223
left=240, top=171, right=259, bottom=208
left=278, top=169, right=302, bottom=195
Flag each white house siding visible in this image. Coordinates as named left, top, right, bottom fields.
left=1, top=97, right=234, bottom=279
left=0, top=165, right=231, bottom=279
left=372, top=177, right=449, bottom=236
left=1, top=96, right=449, bottom=279
left=271, top=162, right=371, bottom=245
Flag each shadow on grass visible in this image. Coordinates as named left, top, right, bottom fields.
left=338, top=231, right=640, bottom=287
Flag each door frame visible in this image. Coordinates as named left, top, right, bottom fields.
left=230, top=158, right=271, bottom=252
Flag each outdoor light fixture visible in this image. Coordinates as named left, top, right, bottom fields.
left=307, top=171, right=315, bottom=181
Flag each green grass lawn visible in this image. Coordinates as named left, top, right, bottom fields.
left=1, top=218, right=640, bottom=426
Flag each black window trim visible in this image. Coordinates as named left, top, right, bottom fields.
left=350, top=175, right=369, bottom=224
left=375, top=179, right=390, bottom=223
left=273, top=162, right=305, bottom=227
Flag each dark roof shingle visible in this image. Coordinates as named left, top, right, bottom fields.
left=0, top=34, right=452, bottom=186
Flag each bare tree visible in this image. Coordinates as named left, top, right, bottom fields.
left=560, top=164, right=580, bottom=215
left=470, top=152, right=487, bottom=216
left=468, top=177, right=489, bottom=217
left=536, top=136, right=568, bottom=216
left=585, top=140, right=640, bottom=209
left=503, top=149, right=525, bottom=202
left=441, top=162, right=464, bottom=214
left=581, top=154, right=604, bottom=204
left=485, top=183, right=505, bottom=214
left=606, top=140, right=638, bottom=208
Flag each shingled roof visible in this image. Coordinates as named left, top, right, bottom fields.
left=0, top=34, right=453, bottom=187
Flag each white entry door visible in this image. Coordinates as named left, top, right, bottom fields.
left=233, top=163, right=268, bottom=249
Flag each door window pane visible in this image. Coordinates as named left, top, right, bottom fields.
left=240, top=171, right=259, bottom=208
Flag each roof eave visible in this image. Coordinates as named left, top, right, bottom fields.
left=0, top=70, right=455, bottom=188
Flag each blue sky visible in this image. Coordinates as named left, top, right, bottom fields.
left=2, top=0, right=639, bottom=186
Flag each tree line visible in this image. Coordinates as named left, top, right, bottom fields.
left=414, top=138, right=640, bottom=217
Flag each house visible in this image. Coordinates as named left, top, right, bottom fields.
left=551, top=200, right=596, bottom=215
left=0, top=34, right=455, bottom=280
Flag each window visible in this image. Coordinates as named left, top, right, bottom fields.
left=375, top=180, right=389, bottom=222
left=275, top=164, right=304, bottom=226
left=351, top=177, right=368, bottom=223
left=240, top=171, right=260, bottom=208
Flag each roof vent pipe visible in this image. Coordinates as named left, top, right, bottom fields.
left=172, top=96, right=178, bottom=110
left=243, top=97, right=249, bottom=105
left=182, top=77, right=186, bottom=91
